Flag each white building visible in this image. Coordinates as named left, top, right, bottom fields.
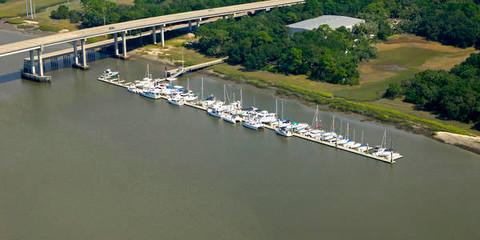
left=287, top=15, right=365, bottom=35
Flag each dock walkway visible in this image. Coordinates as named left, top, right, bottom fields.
left=167, top=57, right=229, bottom=77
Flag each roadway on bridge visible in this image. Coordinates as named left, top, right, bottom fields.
left=0, top=0, right=304, bottom=57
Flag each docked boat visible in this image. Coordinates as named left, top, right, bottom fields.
left=98, top=68, right=119, bottom=80
left=140, top=88, right=162, bottom=99
left=275, top=126, right=293, bottom=137
left=181, top=90, right=198, bottom=102
left=242, top=120, right=264, bottom=130
left=167, top=96, right=185, bottom=106
left=222, top=113, right=242, bottom=124
left=207, top=108, right=222, bottom=118
left=257, top=110, right=277, bottom=123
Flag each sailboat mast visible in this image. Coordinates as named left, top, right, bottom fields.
left=240, top=89, right=243, bottom=108
left=223, top=84, right=226, bottom=103
left=275, top=99, right=278, bottom=117
left=361, top=130, right=364, bottom=143
left=187, top=78, right=190, bottom=91
left=201, top=77, right=204, bottom=99
left=331, top=116, right=335, bottom=132
left=315, top=105, right=319, bottom=128
left=346, top=123, right=349, bottom=139
left=281, top=101, right=284, bottom=119
left=340, top=119, right=343, bottom=136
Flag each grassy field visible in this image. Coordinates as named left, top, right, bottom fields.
left=1, top=0, right=135, bottom=30
left=0, top=0, right=67, bottom=18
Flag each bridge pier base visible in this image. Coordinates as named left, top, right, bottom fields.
left=73, top=39, right=89, bottom=69
left=21, top=47, right=51, bottom=82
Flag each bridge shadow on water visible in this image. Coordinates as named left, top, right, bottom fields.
left=0, top=71, right=21, bottom=84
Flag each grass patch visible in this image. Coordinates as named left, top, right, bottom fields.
left=38, top=23, right=61, bottom=32
left=5, top=18, right=24, bottom=24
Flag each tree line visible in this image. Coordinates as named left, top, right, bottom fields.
left=384, top=53, right=480, bottom=129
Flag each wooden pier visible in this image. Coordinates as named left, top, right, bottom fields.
left=166, top=57, right=229, bottom=77
left=96, top=76, right=398, bottom=164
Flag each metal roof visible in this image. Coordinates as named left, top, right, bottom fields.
left=288, top=15, right=364, bottom=30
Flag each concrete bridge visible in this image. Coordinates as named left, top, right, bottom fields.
left=0, top=0, right=304, bottom=82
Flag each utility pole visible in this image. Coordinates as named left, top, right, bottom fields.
left=29, top=0, right=33, bottom=20
left=25, top=0, right=29, bottom=19
left=103, top=0, right=106, bottom=26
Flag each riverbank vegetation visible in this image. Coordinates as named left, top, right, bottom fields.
left=385, top=53, right=480, bottom=129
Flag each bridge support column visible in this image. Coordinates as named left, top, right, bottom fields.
left=152, top=26, right=157, bottom=44
left=121, top=31, right=128, bottom=59
left=73, top=41, right=79, bottom=66
left=114, top=33, right=119, bottom=57
left=188, top=21, right=192, bottom=32
left=81, top=39, right=89, bottom=69
left=29, top=50, right=36, bottom=74
left=37, top=48, right=43, bottom=76
left=196, top=19, right=201, bottom=27
left=160, top=25, right=165, bottom=47
left=21, top=46, right=51, bottom=82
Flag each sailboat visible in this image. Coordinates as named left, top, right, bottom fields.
left=306, top=105, right=323, bottom=138
left=135, top=64, right=153, bottom=88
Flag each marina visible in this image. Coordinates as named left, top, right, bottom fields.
left=97, top=68, right=402, bottom=164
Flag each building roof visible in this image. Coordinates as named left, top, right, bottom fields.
left=287, top=15, right=364, bottom=31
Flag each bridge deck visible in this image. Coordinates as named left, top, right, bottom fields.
left=0, top=0, right=304, bottom=57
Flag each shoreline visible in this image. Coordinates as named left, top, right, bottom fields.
left=131, top=50, right=480, bottom=156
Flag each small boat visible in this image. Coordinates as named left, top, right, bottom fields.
left=181, top=90, right=198, bottom=102
left=275, top=126, right=293, bottom=137
left=242, top=120, right=264, bottom=130
left=98, top=68, right=119, bottom=80
left=350, top=142, right=362, bottom=149
left=140, top=88, right=162, bottom=99
left=167, top=96, right=184, bottom=106
left=207, top=108, right=222, bottom=118
left=127, top=86, right=141, bottom=94
left=222, top=113, right=242, bottom=124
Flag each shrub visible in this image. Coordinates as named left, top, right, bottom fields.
left=50, top=5, right=69, bottom=19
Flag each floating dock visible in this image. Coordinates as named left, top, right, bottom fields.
left=97, top=77, right=398, bottom=164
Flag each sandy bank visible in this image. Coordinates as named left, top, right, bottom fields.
left=433, top=132, right=480, bottom=155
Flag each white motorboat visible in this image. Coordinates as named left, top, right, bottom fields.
left=181, top=90, right=198, bottom=102
left=207, top=108, right=222, bottom=118
left=275, top=126, right=293, bottom=137
left=140, top=88, right=162, bottom=99
left=222, top=113, right=242, bottom=124
left=242, top=120, right=264, bottom=130
left=257, top=110, right=277, bottom=123
left=167, top=96, right=185, bottom=106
